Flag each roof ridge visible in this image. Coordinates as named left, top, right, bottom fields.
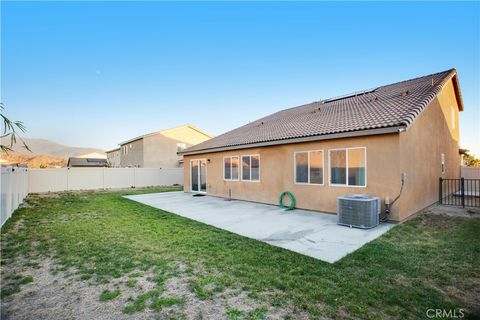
left=375, top=68, right=456, bottom=91
left=255, top=68, right=456, bottom=117
left=399, top=68, right=457, bottom=127
left=182, top=68, right=461, bottom=155
left=119, top=124, right=212, bottom=145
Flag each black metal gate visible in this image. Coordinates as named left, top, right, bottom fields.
left=439, top=178, right=480, bottom=207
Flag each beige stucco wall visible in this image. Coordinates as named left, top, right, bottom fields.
left=143, top=135, right=188, bottom=168
left=121, top=126, right=213, bottom=168
left=184, top=79, right=461, bottom=222
left=184, top=134, right=404, bottom=220
left=397, top=79, right=461, bottom=221
left=120, top=139, right=144, bottom=167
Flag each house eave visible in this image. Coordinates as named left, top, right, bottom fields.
left=181, top=125, right=406, bottom=156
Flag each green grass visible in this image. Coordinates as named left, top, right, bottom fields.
left=126, top=279, right=137, bottom=287
left=1, top=275, right=33, bottom=298
left=99, top=289, right=121, bottom=301
left=225, top=307, right=268, bottom=320
left=226, top=308, right=245, bottom=320
left=1, top=187, right=479, bottom=319
left=150, top=296, right=185, bottom=311
left=123, top=289, right=160, bottom=314
left=19, top=275, right=34, bottom=285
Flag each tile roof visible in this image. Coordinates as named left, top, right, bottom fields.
left=119, top=124, right=213, bottom=146
left=184, top=69, right=461, bottom=155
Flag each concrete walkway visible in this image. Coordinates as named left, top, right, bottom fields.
left=124, top=192, right=394, bottom=263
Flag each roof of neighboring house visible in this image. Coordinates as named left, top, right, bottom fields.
left=78, top=152, right=107, bottom=159
left=119, top=124, right=213, bottom=146
left=67, top=157, right=108, bottom=167
left=106, top=147, right=121, bottom=154
left=183, top=69, right=463, bottom=155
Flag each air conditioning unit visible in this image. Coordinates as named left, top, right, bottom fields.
left=337, top=194, right=381, bottom=229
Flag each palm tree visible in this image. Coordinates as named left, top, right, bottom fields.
left=1, top=103, right=31, bottom=153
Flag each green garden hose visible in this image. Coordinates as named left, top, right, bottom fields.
left=279, top=191, right=296, bottom=210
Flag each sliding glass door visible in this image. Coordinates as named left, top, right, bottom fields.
left=190, top=159, right=207, bottom=193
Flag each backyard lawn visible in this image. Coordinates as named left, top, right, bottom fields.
left=1, top=188, right=479, bottom=319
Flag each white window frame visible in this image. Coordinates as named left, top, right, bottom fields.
left=241, top=154, right=260, bottom=182
left=223, top=156, right=240, bottom=181
left=328, top=147, right=367, bottom=188
left=293, top=150, right=324, bottom=185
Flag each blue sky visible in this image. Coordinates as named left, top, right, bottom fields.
left=1, top=1, right=479, bottom=155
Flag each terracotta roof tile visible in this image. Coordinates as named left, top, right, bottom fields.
left=184, top=69, right=458, bottom=154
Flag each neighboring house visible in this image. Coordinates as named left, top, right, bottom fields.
left=78, top=152, right=107, bottom=159
left=106, top=148, right=121, bottom=168
left=181, top=69, right=464, bottom=222
left=119, top=125, right=212, bottom=168
left=67, top=157, right=108, bottom=167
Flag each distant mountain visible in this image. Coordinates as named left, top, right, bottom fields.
left=1, top=152, right=67, bottom=168
left=1, top=138, right=105, bottom=158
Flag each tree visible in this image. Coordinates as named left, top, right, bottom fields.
left=1, top=103, right=31, bottom=153
left=463, top=151, right=480, bottom=167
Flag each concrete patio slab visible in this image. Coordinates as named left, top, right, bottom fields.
left=124, top=192, right=394, bottom=263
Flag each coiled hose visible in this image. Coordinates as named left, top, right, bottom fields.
left=279, top=191, right=296, bottom=210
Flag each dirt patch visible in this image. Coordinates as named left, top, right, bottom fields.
left=1, top=259, right=153, bottom=320
left=425, top=204, right=480, bottom=218
left=1, top=257, right=299, bottom=320
left=160, top=275, right=297, bottom=319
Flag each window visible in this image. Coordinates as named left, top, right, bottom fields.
left=241, top=155, right=260, bottom=181
left=330, top=150, right=346, bottom=184
left=294, top=150, right=324, bottom=185
left=329, top=147, right=366, bottom=187
left=224, top=156, right=239, bottom=180
left=122, top=145, right=128, bottom=155
left=177, top=143, right=187, bottom=153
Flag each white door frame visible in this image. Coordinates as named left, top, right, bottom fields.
left=190, top=159, right=207, bottom=193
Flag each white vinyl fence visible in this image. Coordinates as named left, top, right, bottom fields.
left=1, top=167, right=183, bottom=227
left=461, top=166, right=480, bottom=179
left=1, top=166, right=29, bottom=227
left=28, top=167, right=183, bottom=193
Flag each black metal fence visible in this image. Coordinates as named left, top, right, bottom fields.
left=439, top=178, right=480, bottom=207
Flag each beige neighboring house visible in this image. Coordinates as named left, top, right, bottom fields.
left=78, top=152, right=107, bottom=159
left=106, top=148, right=121, bottom=168
left=119, top=125, right=212, bottom=168
left=181, top=69, right=464, bottom=222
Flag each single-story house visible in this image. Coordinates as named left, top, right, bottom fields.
left=181, top=69, right=464, bottom=222
left=67, top=157, right=108, bottom=168
left=118, top=124, right=212, bottom=168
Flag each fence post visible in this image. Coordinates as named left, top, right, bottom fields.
left=439, top=177, right=443, bottom=204
left=461, top=177, right=465, bottom=208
